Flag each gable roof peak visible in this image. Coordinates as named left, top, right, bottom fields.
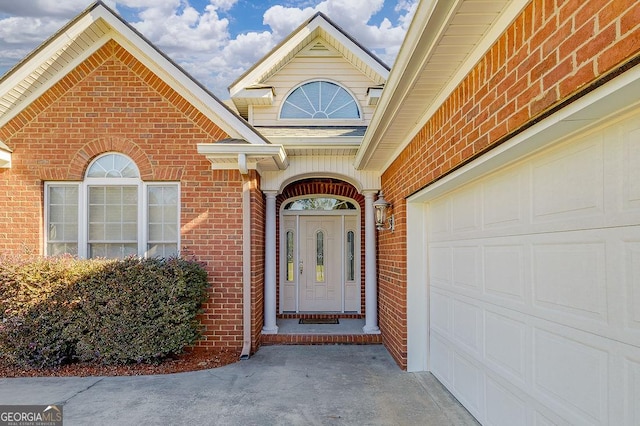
left=228, top=11, right=389, bottom=97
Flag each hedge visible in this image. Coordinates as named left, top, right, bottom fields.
left=0, top=255, right=209, bottom=369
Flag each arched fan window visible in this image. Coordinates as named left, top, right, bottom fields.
left=280, top=81, right=360, bottom=119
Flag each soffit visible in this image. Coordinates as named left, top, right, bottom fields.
left=356, top=0, right=528, bottom=171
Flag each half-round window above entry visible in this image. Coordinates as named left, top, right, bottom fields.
left=284, top=197, right=357, bottom=211
left=86, top=153, right=140, bottom=178
left=280, top=81, right=360, bottom=119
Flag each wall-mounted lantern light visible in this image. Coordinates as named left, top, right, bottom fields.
left=373, top=191, right=394, bottom=232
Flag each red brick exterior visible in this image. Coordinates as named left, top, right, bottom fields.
left=249, top=172, right=265, bottom=352
left=0, top=40, right=251, bottom=351
left=378, top=0, right=640, bottom=369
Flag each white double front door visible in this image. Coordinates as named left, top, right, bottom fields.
left=281, top=213, right=359, bottom=313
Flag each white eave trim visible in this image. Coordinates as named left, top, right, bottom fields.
left=197, top=143, right=289, bottom=171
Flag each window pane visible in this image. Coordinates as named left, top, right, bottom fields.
left=147, top=185, right=179, bottom=257
left=88, top=185, right=138, bottom=258
left=89, top=243, right=137, bottom=259
left=46, top=185, right=78, bottom=256
left=147, top=243, right=178, bottom=258
left=316, top=231, right=325, bottom=282
left=48, top=242, right=78, bottom=256
left=347, top=231, right=355, bottom=281
left=286, top=230, right=294, bottom=282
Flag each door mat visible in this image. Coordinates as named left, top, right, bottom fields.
left=298, top=318, right=339, bottom=325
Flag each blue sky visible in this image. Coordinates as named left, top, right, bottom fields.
left=0, top=0, right=417, bottom=98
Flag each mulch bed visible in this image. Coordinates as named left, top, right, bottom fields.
left=0, top=348, right=240, bottom=378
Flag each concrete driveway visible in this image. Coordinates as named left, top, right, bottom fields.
left=0, top=345, right=478, bottom=425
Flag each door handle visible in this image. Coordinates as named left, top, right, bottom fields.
left=299, top=261, right=303, bottom=274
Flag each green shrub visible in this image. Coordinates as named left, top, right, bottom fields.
left=0, top=255, right=209, bottom=369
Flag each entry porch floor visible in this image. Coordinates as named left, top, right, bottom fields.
left=261, top=318, right=383, bottom=345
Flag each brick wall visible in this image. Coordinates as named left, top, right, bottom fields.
left=250, top=171, right=265, bottom=351
left=0, top=40, right=247, bottom=350
left=378, top=0, right=640, bottom=369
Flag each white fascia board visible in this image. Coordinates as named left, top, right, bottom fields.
left=101, top=19, right=269, bottom=146
left=408, top=63, right=640, bottom=203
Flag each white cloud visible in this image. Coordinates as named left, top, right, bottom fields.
left=262, top=0, right=415, bottom=66
left=0, top=0, right=415, bottom=98
left=0, top=0, right=94, bottom=17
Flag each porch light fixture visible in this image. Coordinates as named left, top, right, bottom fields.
left=373, top=191, right=394, bottom=232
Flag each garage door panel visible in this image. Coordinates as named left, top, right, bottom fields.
left=430, top=289, right=451, bottom=335
left=485, top=378, right=527, bottom=426
left=627, top=240, right=640, bottom=329
left=532, top=240, right=607, bottom=322
left=452, top=298, right=482, bottom=356
left=430, top=331, right=453, bottom=385
left=533, top=327, right=608, bottom=424
left=429, top=245, right=452, bottom=287
left=428, top=197, right=450, bottom=240
left=452, top=245, right=481, bottom=290
left=531, top=134, right=604, bottom=222
left=453, top=351, right=483, bottom=415
left=451, top=186, right=481, bottom=233
left=484, top=244, right=526, bottom=303
left=623, top=122, right=640, bottom=209
left=483, top=168, right=526, bottom=229
left=485, top=311, right=526, bottom=384
left=625, top=357, right=640, bottom=425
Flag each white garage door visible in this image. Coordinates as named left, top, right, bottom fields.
left=424, top=109, right=640, bottom=425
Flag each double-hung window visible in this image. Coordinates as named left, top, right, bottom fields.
left=45, top=153, right=179, bottom=258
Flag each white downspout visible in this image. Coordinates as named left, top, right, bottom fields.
left=240, top=174, right=252, bottom=360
